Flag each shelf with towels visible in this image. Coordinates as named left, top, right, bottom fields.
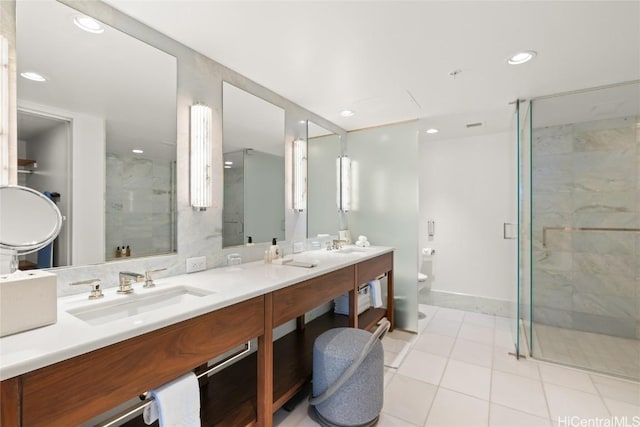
left=17, top=158, right=38, bottom=175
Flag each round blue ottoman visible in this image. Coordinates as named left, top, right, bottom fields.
left=310, top=322, right=387, bottom=427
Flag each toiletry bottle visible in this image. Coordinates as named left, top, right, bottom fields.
left=247, top=236, right=254, bottom=246
left=264, top=249, right=271, bottom=264
left=125, top=245, right=131, bottom=257
left=269, top=238, right=281, bottom=260
left=115, top=246, right=121, bottom=258
left=121, top=246, right=126, bottom=257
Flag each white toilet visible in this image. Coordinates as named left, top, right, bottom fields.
left=418, top=248, right=434, bottom=290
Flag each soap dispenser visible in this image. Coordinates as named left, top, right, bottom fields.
left=269, top=238, right=281, bottom=260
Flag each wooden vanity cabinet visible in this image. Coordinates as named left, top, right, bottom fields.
left=272, top=266, right=355, bottom=327
left=0, top=251, right=395, bottom=427
left=1, top=296, right=265, bottom=427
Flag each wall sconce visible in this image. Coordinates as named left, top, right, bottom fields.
left=1, top=36, right=9, bottom=185
left=336, top=155, right=351, bottom=212
left=292, top=138, right=307, bottom=212
left=190, top=103, right=212, bottom=211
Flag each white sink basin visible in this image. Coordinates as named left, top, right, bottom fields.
left=67, top=286, right=214, bottom=326
left=337, top=247, right=368, bottom=254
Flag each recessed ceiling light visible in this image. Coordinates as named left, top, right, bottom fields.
left=224, top=165, right=231, bottom=169
left=340, top=110, right=355, bottom=118
left=20, top=72, right=47, bottom=82
left=224, top=161, right=233, bottom=165
left=132, top=149, right=144, bottom=154
left=507, top=51, right=537, bottom=65
left=73, top=15, right=104, bottom=34
left=426, top=128, right=439, bottom=134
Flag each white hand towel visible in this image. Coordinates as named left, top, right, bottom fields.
left=143, top=372, right=201, bottom=427
left=369, top=279, right=383, bottom=308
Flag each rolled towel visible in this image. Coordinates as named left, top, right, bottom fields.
left=356, top=240, right=365, bottom=247
left=364, top=241, right=370, bottom=247
left=358, top=235, right=368, bottom=242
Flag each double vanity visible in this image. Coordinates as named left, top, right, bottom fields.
left=0, top=246, right=394, bottom=427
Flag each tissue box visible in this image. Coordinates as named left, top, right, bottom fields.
left=0, top=270, right=57, bottom=337
left=334, top=285, right=371, bottom=316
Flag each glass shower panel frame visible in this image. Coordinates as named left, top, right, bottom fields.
left=520, top=100, right=533, bottom=356
left=509, top=100, right=521, bottom=356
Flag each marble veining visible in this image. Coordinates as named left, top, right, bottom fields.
left=531, top=114, right=640, bottom=340
left=105, top=152, right=176, bottom=260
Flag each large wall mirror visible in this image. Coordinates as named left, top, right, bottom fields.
left=307, top=121, right=341, bottom=237
left=222, top=82, right=285, bottom=247
left=16, top=0, right=177, bottom=269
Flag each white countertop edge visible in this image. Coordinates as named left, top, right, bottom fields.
left=0, top=246, right=393, bottom=380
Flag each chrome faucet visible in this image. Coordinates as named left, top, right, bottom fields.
left=328, top=239, right=348, bottom=250
left=70, top=278, right=103, bottom=300
left=143, top=268, right=167, bottom=288
left=118, top=271, right=144, bottom=294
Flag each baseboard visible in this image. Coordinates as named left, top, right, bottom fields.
left=419, top=289, right=511, bottom=317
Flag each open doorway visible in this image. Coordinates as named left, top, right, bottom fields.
left=17, top=109, right=71, bottom=268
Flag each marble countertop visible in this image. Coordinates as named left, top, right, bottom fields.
left=0, top=246, right=392, bottom=380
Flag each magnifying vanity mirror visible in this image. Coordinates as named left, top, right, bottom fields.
left=307, top=121, right=341, bottom=237
left=222, top=82, right=285, bottom=247
left=0, top=185, right=63, bottom=273
left=16, top=0, right=177, bottom=268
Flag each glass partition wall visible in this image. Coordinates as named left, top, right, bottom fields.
left=524, top=81, right=640, bottom=380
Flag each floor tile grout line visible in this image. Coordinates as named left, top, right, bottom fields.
left=421, top=306, right=460, bottom=427
left=487, top=319, right=496, bottom=427
left=536, top=359, right=555, bottom=422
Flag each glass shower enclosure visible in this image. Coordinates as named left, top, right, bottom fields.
left=520, top=81, right=640, bottom=380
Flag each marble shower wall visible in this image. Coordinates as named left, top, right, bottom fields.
left=532, top=115, right=640, bottom=339
left=222, top=150, right=244, bottom=247
left=105, top=153, right=176, bottom=260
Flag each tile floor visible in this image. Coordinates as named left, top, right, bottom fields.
left=532, top=322, right=640, bottom=381
left=274, top=304, right=640, bottom=427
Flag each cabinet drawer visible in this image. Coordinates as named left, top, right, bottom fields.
left=356, top=252, right=393, bottom=284
left=21, top=296, right=265, bottom=427
left=272, top=266, right=354, bottom=327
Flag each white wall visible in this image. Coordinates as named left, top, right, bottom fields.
left=419, top=131, right=517, bottom=301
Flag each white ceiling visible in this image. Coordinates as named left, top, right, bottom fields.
left=103, top=0, right=640, bottom=138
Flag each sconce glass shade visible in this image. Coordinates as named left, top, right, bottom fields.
left=336, top=155, right=351, bottom=212
left=190, top=104, right=212, bottom=211
left=292, top=138, right=307, bottom=212
left=1, top=36, right=9, bottom=185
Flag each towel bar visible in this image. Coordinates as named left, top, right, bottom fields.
left=95, top=341, right=252, bottom=427
left=542, top=226, right=640, bottom=247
